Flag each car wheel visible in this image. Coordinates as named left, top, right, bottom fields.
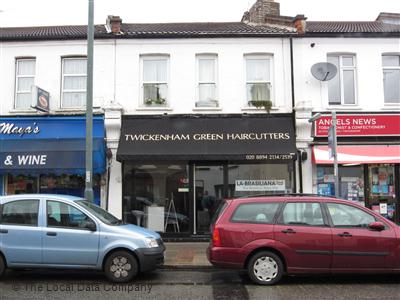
left=247, top=251, right=284, bottom=285
left=0, top=255, right=6, bottom=278
left=104, top=251, right=138, bottom=283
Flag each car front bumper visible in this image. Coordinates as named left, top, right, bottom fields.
left=135, top=239, right=165, bottom=272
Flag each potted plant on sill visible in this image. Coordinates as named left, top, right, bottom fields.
left=145, top=97, right=166, bottom=106
left=248, top=100, right=273, bottom=113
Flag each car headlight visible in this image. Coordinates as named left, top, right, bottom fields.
left=145, top=237, right=159, bottom=248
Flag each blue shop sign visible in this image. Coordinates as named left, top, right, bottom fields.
left=0, top=116, right=106, bottom=175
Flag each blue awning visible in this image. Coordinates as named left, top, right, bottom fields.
left=0, top=116, right=106, bottom=175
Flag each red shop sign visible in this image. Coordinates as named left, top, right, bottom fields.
left=314, top=114, right=400, bottom=137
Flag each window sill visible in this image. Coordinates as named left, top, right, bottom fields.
left=135, top=107, right=173, bottom=112
left=326, top=106, right=362, bottom=111
left=241, top=106, right=279, bottom=112
left=192, top=107, right=222, bottom=111
left=8, top=109, right=38, bottom=115
left=382, top=104, right=400, bottom=110
left=53, top=107, right=104, bottom=114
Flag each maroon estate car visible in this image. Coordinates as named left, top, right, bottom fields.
left=207, top=195, right=400, bottom=285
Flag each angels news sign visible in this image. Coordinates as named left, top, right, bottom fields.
left=314, top=114, right=400, bottom=137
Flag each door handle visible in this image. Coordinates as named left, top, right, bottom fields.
left=338, top=232, right=352, bottom=237
left=0, top=229, right=8, bottom=234
left=281, top=229, right=296, bottom=234
left=46, top=232, right=57, bottom=236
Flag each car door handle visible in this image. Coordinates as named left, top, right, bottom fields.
left=281, top=229, right=296, bottom=234
left=338, top=232, right=352, bottom=237
left=46, top=232, right=57, bottom=236
left=0, top=229, right=8, bottom=234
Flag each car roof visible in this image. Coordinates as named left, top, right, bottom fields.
left=225, top=195, right=357, bottom=205
left=0, top=194, right=84, bottom=202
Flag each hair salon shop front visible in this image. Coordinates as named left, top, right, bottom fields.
left=116, top=114, right=296, bottom=238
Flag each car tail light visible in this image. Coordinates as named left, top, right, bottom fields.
left=212, top=227, right=222, bottom=247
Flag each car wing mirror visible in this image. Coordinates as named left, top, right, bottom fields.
left=83, top=221, right=97, bottom=231
left=368, top=221, right=385, bottom=231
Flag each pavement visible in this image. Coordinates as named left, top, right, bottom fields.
left=163, top=242, right=212, bottom=268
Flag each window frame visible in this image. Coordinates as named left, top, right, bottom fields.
left=46, top=200, right=95, bottom=231
left=244, top=54, right=274, bottom=107
left=14, top=58, right=36, bottom=110
left=61, top=56, right=87, bottom=109
left=327, top=54, right=358, bottom=106
left=382, top=54, right=400, bottom=105
left=0, top=199, right=40, bottom=227
left=230, top=202, right=282, bottom=224
left=277, top=201, right=329, bottom=227
left=140, top=54, right=170, bottom=107
left=195, top=54, right=218, bottom=107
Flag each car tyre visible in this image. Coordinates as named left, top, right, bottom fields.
left=0, top=255, right=6, bottom=278
left=104, top=251, right=138, bottom=283
left=247, top=251, right=284, bottom=285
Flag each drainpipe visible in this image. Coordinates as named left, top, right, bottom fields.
left=289, top=36, right=301, bottom=193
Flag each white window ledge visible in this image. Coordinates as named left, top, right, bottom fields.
left=381, top=104, right=400, bottom=110
left=135, top=107, right=173, bottom=112
left=241, top=106, right=280, bottom=112
left=8, top=109, right=37, bottom=115
left=326, top=106, right=362, bottom=111
left=192, top=107, right=222, bottom=112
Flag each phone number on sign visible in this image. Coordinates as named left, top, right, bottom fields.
left=245, top=154, right=294, bottom=160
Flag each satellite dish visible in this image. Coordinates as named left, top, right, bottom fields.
left=311, top=62, right=337, bottom=81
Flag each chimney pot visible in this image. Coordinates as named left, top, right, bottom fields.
left=293, top=14, right=307, bottom=35
left=106, top=15, right=122, bottom=34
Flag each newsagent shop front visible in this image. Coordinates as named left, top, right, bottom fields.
left=0, top=116, right=106, bottom=205
left=116, top=114, right=296, bottom=237
left=312, top=113, right=400, bottom=223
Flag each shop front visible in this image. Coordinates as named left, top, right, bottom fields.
left=0, top=115, right=107, bottom=205
left=117, top=114, right=296, bottom=237
left=312, top=113, right=400, bottom=223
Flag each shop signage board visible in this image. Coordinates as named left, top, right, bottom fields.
left=31, top=86, right=50, bottom=112
left=314, top=114, right=400, bottom=137
left=235, top=180, right=286, bottom=191
left=117, top=115, right=296, bottom=161
left=0, top=116, right=106, bottom=174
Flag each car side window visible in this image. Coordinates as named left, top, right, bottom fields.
left=47, top=201, right=93, bottom=230
left=231, top=202, right=280, bottom=224
left=327, top=203, right=376, bottom=228
left=281, top=202, right=325, bottom=226
left=0, top=200, right=40, bottom=226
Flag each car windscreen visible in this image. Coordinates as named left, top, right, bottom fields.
left=76, top=200, right=121, bottom=225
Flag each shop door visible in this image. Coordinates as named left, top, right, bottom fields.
left=194, top=164, right=225, bottom=234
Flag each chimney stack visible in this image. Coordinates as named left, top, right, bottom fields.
left=243, top=0, right=281, bottom=24
left=293, top=14, right=307, bottom=35
left=106, top=15, right=122, bottom=34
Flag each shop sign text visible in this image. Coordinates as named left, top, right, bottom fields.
left=0, top=122, right=40, bottom=137
left=3, top=154, right=47, bottom=167
left=314, top=114, right=400, bottom=137
left=125, top=132, right=291, bottom=142
left=235, top=180, right=286, bottom=191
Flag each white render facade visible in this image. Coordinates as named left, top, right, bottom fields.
left=1, top=2, right=399, bottom=229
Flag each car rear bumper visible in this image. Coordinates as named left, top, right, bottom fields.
left=207, top=245, right=243, bottom=269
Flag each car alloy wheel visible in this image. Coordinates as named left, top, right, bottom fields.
left=105, top=251, right=138, bottom=283
left=247, top=251, right=283, bottom=285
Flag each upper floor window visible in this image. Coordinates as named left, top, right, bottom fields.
left=327, top=54, right=357, bottom=105
left=196, top=54, right=218, bottom=107
left=61, top=57, right=87, bottom=108
left=141, top=55, right=169, bottom=107
left=382, top=54, right=400, bottom=104
left=15, top=58, right=36, bottom=110
left=245, top=54, right=273, bottom=107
